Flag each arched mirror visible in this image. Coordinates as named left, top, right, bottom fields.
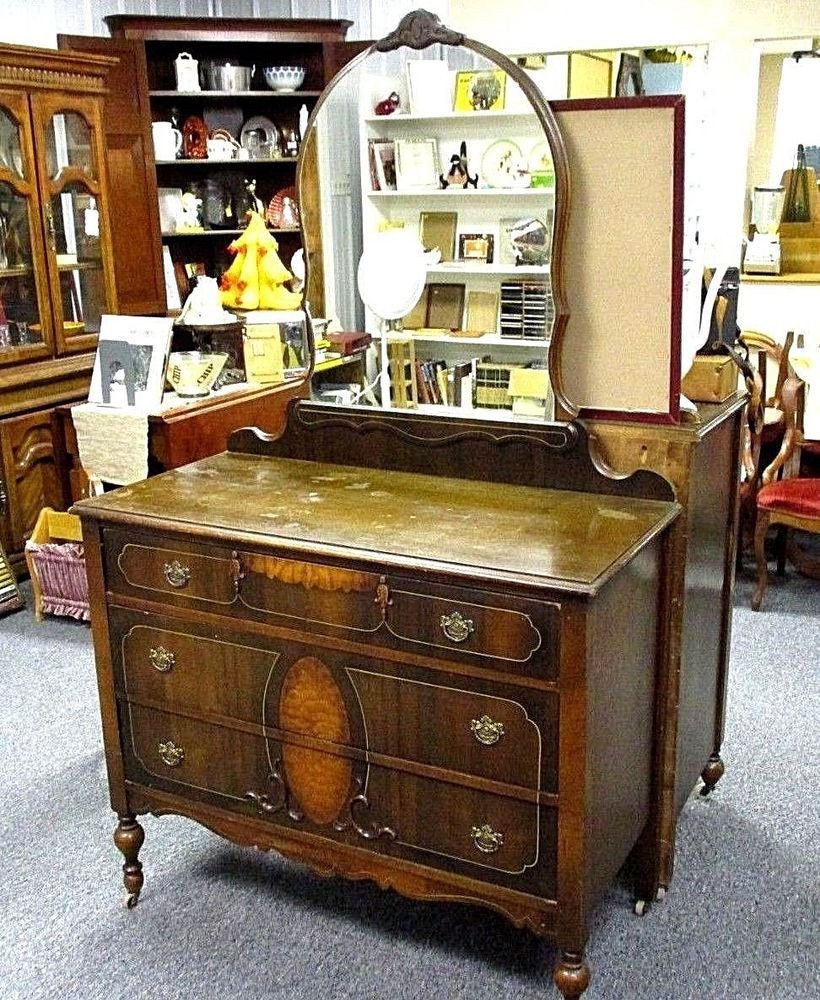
left=297, top=9, right=573, bottom=422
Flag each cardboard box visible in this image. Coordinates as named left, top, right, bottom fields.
left=681, top=354, right=739, bottom=403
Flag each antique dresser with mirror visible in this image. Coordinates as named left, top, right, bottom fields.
left=76, top=11, right=745, bottom=998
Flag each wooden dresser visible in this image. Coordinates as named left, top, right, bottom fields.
left=76, top=405, right=679, bottom=999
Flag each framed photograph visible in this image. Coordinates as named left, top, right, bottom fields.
left=419, top=211, right=457, bottom=261
left=395, top=138, right=440, bottom=191
left=453, top=70, right=506, bottom=112
left=88, top=315, right=174, bottom=410
left=368, top=139, right=397, bottom=191
left=426, top=283, right=465, bottom=330
left=458, top=231, right=495, bottom=264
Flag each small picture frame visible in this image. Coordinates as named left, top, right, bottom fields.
left=88, top=315, right=174, bottom=410
left=458, top=232, right=495, bottom=264
left=453, top=70, right=506, bottom=112
left=395, top=138, right=440, bottom=191
left=368, top=139, right=397, bottom=191
left=419, top=211, right=458, bottom=261
left=426, top=283, right=465, bottom=330
left=465, top=290, right=499, bottom=334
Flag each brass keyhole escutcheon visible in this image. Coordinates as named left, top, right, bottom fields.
left=164, top=560, right=191, bottom=589
left=157, top=741, right=185, bottom=767
left=440, top=610, right=474, bottom=643
left=149, top=646, right=175, bottom=673
left=470, top=715, right=505, bottom=746
left=471, top=824, right=504, bottom=854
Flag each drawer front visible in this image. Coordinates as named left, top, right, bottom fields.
left=111, top=611, right=554, bottom=793
left=105, top=530, right=239, bottom=606
left=119, top=622, right=277, bottom=725
left=386, top=580, right=556, bottom=676
left=124, top=704, right=555, bottom=895
left=346, top=668, right=550, bottom=791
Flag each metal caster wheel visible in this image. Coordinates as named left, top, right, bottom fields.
left=123, top=892, right=139, bottom=910
left=656, top=886, right=667, bottom=902
left=633, top=898, right=649, bottom=917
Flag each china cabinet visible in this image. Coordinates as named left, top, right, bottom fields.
left=63, top=16, right=359, bottom=314
left=0, top=43, right=118, bottom=567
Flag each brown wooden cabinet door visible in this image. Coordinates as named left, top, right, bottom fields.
left=0, top=408, right=64, bottom=554
left=28, top=92, right=117, bottom=355
left=57, top=34, right=165, bottom=317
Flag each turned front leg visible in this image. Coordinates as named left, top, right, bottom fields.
left=113, top=815, right=145, bottom=908
left=553, top=951, right=591, bottom=999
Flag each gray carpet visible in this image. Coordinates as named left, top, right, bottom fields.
left=1, top=565, right=817, bottom=1000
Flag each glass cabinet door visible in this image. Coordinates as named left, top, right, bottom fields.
left=29, top=93, right=115, bottom=355
left=0, top=90, right=51, bottom=364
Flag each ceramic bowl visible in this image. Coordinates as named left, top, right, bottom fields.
left=263, top=66, right=305, bottom=92
left=166, top=351, right=228, bottom=397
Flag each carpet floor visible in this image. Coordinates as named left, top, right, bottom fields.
left=0, top=564, right=817, bottom=1000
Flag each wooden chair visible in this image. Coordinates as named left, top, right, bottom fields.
left=738, top=330, right=793, bottom=452
left=752, top=375, right=820, bottom=610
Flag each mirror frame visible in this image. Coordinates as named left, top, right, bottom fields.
left=297, top=8, right=575, bottom=420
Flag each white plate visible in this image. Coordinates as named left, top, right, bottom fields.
left=240, top=115, right=280, bottom=153
left=528, top=140, right=552, bottom=173
left=480, top=139, right=524, bottom=189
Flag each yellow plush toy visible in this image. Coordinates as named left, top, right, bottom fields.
left=219, top=211, right=302, bottom=311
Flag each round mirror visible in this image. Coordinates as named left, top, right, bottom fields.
left=298, top=9, right=571, bottom=421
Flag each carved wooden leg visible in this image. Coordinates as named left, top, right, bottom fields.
left=113, top=815, right=145, bottom=908
left=751, top=509, right=771, bottom=611
left=699, top=753, right=726, bottom=796
left=553, top=951, right=591, bottom=999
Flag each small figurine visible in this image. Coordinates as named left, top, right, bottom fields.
left=182, top=115, right=208, bottom=159
left=440, top=141, right=478, bottom=189
left=177, top=191, right=203, bottom=231
left=374, top=91, right=400, bottom=116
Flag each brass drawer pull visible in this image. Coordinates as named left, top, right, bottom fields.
left=470, top=715, right=505, bottom=746
left=148, top=646, right=175, bottom=673
left=164, top=560, right=191, bottom=589
left=157, top=741, right=185, bottom=767
left=440, top=610, right=474, bottom=643
left=471, top=823, right=504, bottom=854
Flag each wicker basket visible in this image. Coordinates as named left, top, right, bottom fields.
left=24, top=508, right=89, bottom=623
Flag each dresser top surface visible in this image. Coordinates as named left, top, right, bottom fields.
left=77, top=453, right=679, bottom=592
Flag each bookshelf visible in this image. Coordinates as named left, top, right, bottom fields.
left=355, top=66, right=555, bottom=417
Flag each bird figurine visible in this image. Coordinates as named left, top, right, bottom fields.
left=374, top=91, right=400, bottom=116
left=440, top=141, right=478, bottom=189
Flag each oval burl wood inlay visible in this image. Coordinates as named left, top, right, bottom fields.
left=278, top=656, right=353, bottom=826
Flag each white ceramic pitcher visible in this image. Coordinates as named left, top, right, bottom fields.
left=152, top=121, right=182, bottom=161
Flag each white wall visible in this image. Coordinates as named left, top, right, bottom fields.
left=450, top=0, right=820, bottom=268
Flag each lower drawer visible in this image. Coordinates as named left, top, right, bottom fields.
left=124, top=703, right=556, bottom=896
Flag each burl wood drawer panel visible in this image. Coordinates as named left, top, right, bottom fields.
left=125, top=704, right=555, bottom=895
left=111, top=612, right=554, bottom=792
left=104, top=533, right=558, bottom=682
